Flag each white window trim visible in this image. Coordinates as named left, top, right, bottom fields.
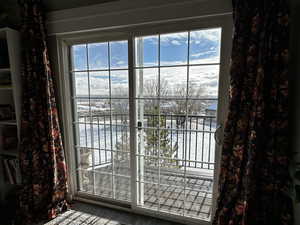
left=56, top=15, right=233, bottom=225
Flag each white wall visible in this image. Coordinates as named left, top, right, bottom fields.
left=46, top=0, right=232, bottom=35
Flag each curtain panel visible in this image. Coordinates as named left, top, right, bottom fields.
left=213, top=0, right=292, bottom=225
left=18, top=0, right=68, bottom=224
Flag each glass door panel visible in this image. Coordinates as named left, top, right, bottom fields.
left=71, top=40, right=131, bottom=202
left=134, top=28, right=222, bottom=220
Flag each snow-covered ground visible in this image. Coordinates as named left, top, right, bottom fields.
left=77, top=119, right=216, bottom=172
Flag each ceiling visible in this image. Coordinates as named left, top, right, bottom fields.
left=44, top=0, right=116, bottom=11
left=0, top=0, right=117, bottom=28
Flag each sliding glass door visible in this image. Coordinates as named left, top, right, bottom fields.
left=68, top=26, right=225, bottom=222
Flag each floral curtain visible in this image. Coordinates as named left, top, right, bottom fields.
left=213, top=1, right=292, bottom=225
left=18, top=0, right=68, bottom=224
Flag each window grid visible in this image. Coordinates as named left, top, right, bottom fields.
left=72, top=41, right=130, bottom=201
left=73, top=96, right=218, bottom=101
left=70, top=28, right=221, bottom=220
left=70, top=62, right=220, bottom=73
left=134, top=30, right=220, bottom=219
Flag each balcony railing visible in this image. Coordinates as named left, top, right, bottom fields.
left=76, top=113, right=216, bottom=171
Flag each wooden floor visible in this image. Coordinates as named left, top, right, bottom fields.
left=80, top=161, right=213, bottom=220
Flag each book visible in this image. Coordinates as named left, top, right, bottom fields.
left=0, top=84, right=12, bottom=89
left=3, top=159, right=15, bottom=184
left=0, top=105, right=14, bottom=121
left=0, top=40, right=10, bottom=68
left=2, top=158, right=20, bottom=185
left=0, top=125, right=18, bottom=150
left=2, top=160, right=9, bottom=183
left=0, top=71, right=11, bottom=86
left=8, top=159, right=21, bottom=184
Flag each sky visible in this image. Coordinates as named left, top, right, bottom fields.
left=72, top=28, right=221, bottom=98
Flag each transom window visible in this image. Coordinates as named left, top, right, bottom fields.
left=66, top=25, right=227, bottom=223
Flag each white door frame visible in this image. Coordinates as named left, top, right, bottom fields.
left=56, top=14, right=233, bottom=225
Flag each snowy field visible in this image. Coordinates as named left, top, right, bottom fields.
left=77, top=119, right=216, bottom=172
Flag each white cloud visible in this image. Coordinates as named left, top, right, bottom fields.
left=160, top=60, right=186, bottom=66
left=190, top=56, right=220, bottom=64
left=142, top=35, right=158, bottom=42
left=171, top=40, right=181, bottom=45
left=190, top=28, right=221, bottom=42
left=140, top=28, right=221, bottom=46
left=191, top=50, right=217, bottom=58
left=116, top=60, right=125, bottom=65
left=139, top=63, right=219, bottom=97
left=160, top=32, right=187, bottom=46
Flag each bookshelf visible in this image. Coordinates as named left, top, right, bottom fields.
left=0, top=27, right=22, bottom=215
left=0, top=120, right=18, bottom=126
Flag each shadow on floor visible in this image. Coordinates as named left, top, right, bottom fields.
left=42, top=201, right=185, bottom=225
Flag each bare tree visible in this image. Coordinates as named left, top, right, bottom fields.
left=171, top=83, right=206, bottom=116
left=106, top=79, right=207, bottom=122
left=111, top=87, right=130, bottom=161
left=143, top=78, right=169, bottom=112
left=111, top=87, right=129, bottom=122
left=144, top=78, right=169, bottom=97
left=143, top=78, right=206, bottom=115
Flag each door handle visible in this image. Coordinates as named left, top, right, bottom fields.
left=214, top=124, right=222, bottom=145
left=137, top=121, right=142, bottom=130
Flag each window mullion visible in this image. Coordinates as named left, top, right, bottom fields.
left=183, top=31, right=191, bottom=217
left=157, top=34, right=161, bottom=212
left=107, top=42, right=116, bottom=199
left=86, top=43, right=96, bottom=195
left=128, top=36, right=138, bottom=207
left=136, top=37, right=145, bottom=206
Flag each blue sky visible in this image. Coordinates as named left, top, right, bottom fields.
left=72, top=28, right=221, bottom=98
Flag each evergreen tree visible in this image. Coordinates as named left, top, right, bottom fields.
left=145, top=106, right=178, bottom=168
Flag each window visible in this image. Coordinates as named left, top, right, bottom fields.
left=59, top=19, right=231, bottom=224
left=71, top=40, right=131, bottom=201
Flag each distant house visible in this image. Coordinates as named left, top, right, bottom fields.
left=205, top=103, right=217, bottom=116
